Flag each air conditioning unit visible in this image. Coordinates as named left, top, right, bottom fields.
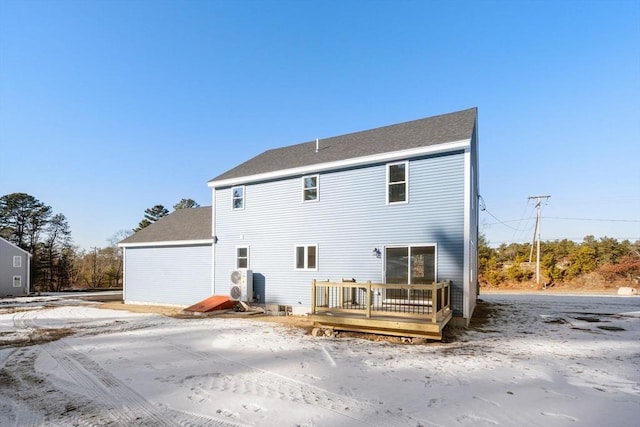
left=229, top=269, right=253, bottom=301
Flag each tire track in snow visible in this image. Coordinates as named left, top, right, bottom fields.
left=0, top=348, right=59, bottom=427
left=9, top=310, right=247, bottom=427
left=46, top=335, right=249, bottom=426
left=164, top=342, right=386, bottom=426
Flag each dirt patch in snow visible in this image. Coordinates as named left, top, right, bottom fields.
left=97, top=301, right=467, bottom=344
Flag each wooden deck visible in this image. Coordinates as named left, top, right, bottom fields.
left=308, top=279, right=452, bottom=340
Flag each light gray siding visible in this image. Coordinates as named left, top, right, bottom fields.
left=0, top=238, right=30, bottom=297
left=213, top=152, right=466, bottom=314
left=124, top=244, right=212, bottom=306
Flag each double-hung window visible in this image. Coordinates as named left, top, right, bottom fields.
left=13, top=256, right=21, bottom=268
left=387, top=162, right=408, bottom=204
left=13, top=276, right=21, bottom=287
left=232, top=186, right=245, bottom=210
left=295, top=245, right=317, bottom=270
left=302, top=175, right=319, bottom=202
left=236, top=246, right=249, bottom=269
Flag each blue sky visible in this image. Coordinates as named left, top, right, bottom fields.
left=1, top=0, right=638, bottom=250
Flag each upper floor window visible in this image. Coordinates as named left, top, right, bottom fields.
left=13, top=256, right=21, bottom=268
left=232, top=186, right=245, bottom=210
left=387, top=162, right=408, bottom=204
left=236, top=246, right=249, bottom=269
left=295, top=244, right=317, bottom=270
left=302, top=175, right=319, bottom=202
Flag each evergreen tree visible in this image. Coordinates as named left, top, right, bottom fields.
left=173, top=198, right=200, bottom=210
left=0, top=192, right=52, bottom=252
left=134, top=204, right=169, bottom=231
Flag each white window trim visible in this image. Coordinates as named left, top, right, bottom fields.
left=383, top=243, right=438, bottom=284
left=236, top=246, right=249, bottom=269
left=382, top=243, right=437, bottom=303
left=386, top=161, right=409, bottom=205
left=13, top=255, right=21, bottom=268
left=232, top=185, right=245, bottom=210
left=294, top=244, right=318, bottom=271
left=13, top=275, right=22, bottom=287
left=302, top=174, right=319, bottom=203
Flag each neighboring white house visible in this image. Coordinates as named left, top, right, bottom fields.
left=119, top=207, right=213, bottom=306
left=121, top=107, right=480, bottom=326
left=0, top=236, right=31, bottom=297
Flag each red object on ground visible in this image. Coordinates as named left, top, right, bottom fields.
left=184, top=295, right=235, bottom=313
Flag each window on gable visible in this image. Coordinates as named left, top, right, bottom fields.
left=387, top=162, right=408, bottom=204
left=295, top=245, right=317, bottom=270
left=236, top=246, right=249, bottom=269
left=13, top=276, right=22, bottom=287
left=13, top=256, right=21, bottom=268
left=232, top=186, right=244, bottom=210
left=302, top=175, right=319, bottom=202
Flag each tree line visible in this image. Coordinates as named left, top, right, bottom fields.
left=0, top=193, right=199, bottom=292
left=3, top=191, right=637, bottom=292
left=479, top=234, right=640, bottom=287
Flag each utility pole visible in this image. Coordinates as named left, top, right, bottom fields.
left=528, top=195, right=550, bottom=287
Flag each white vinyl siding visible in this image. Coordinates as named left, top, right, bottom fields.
left=124, top=244, right=212, bottom=306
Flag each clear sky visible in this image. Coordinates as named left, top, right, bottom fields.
left=1, top=0, right=639, bottom=250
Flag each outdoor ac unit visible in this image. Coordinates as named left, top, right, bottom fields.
left=229, top=269, right=253, bottom=301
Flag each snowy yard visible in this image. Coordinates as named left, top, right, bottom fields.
left=1, top=293, right=638, bottom=427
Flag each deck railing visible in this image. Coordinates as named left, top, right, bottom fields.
left=311, top=279, right=451, bottom=324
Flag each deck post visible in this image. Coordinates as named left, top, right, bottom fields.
left=432, top=281, right=437, bottom=323
left=366, top=281, right=372, bottom=319
left=311, top=279, right=316, bottom=314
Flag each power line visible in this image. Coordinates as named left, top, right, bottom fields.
left=483, top=216, right=639, bottom=225
left=482, top=209, right=528, bottom=231
left=545, top=216, right=640, bottom=223
left=478, top=195, right=530, bottom=232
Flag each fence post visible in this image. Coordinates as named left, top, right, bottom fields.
left=366, top=281, right=372, bottom=319
left=432, top=281, right=437, bottom=323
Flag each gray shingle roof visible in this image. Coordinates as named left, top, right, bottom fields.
left=119, top=207, right=212, bottom=245
left=210, top=107, right=476, bottom=183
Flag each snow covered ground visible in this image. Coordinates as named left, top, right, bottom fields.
left=0, top=292, right=638, bottom=427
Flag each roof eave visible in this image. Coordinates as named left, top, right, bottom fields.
left=0, top=236, right=33, bottom=257
left=208, top=138, right=470, bottom=188
left=119, top=238, right=214, bottom=248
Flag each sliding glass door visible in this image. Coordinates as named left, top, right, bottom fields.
left=385, top=245, right=436, bottom=300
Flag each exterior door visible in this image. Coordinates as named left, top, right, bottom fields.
left=385, top=245, right=436, bottom=300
